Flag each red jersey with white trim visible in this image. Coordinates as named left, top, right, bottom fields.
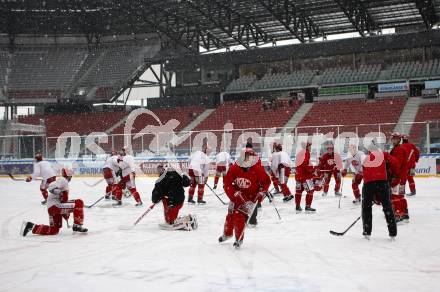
left=295, top=150, right=314, bottom=182
left=390, top=144, right=408, bottom=181
left=401, top=142, right=419, bottom=169
left=319, top=152, right=343, bottom=171
left=224, top=162, right=270, bottom=204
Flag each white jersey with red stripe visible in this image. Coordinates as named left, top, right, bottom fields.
left=31, top=160, right=56, bottom=180
left=118, top=155, right=136, bottom=177
left=215, top=152, right=232, bottom=166
left=189, top=151, right=211, bottom=177
left=103, top=155, right=120, bottom=172
left=344, top=151, right=366, bottom=174
left=270, top=151, right=292, bottom=175
left=47, top=177, right=69, bottom=208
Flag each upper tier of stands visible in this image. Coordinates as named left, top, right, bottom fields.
left=225, top=60, right=440, bottom=92
left=1, top=42, right=159, bottom=101
left=297, top=97, right=407, bottom=137
left=252, top=71, right=314, bottom=90
left=409, top=102, right=440, bottom=144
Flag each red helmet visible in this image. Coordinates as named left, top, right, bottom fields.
left=35, top=153, right=43, bottom=162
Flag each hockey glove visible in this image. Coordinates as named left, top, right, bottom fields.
left=341, top=169, right=347, bottom=177
left=25, top=176, right=32, bottom=182
left=238, top=201, right=256, bottom=216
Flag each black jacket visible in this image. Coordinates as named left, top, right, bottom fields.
left=151, top=169, right=190, bottom=206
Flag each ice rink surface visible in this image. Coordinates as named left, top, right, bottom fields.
left=1, top=176, right=439, bottom=292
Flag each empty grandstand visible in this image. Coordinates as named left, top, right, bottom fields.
left=0, top=0, right=440, bottom=159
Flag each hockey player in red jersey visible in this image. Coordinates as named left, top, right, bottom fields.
left=295, top=141, right=317, bottom=213
left=401, top=135, right=420, bottom=196
left=21, top=167, right=88, bottom=236
left=318, top=144, right=343, bottom=197
left=26, top=153, right=57, bottom=205
left=102, top=150, right=120, bottom=200
left=270, top=143, right=294, bottom=202
left=389, top=133, right=410, bottom=223
left=114, top=147, right=143, bottom=207
left=219, top=147, right=270, bottom=248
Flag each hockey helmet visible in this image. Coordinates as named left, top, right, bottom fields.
left=34, top=153, right=43, bottom=162
left=236, top=147, right=259, bottom=169
left=62, top=167, right=74, bottom=181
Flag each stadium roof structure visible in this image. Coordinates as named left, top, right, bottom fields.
left=1, top=0, right=439, bottom=53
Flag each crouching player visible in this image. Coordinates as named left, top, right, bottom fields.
left=152, top=165, right=198, bottom=231
left=21, top=168, right=88, bottom=236
left=219, top=147, right=270, bottom=248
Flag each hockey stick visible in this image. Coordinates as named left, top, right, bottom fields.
left=206, top=184, right=227, bottom=205
left=267, top=191, right=282, bottom=220
left=83, top=178, right=105, bottom=187
left=329, top=216, right=361, bottom=236
left=85, top=195, right=106, bottom=208
left=133, top=203, right=156, bottom=226
left=7, top=173, right=28, bottom=181
left=236, top=199, right=260, bottom=247
left=338, top=174, right=344, bottom=209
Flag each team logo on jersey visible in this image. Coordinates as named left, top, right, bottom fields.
left=328, top=159, right=335, bottom=165
left=234, top=177, right=251, bottom=189
left=351, top=160, right=359, bottom=166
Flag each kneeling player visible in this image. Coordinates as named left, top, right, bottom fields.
left=219, top=148, right=270, bottom=248
left=152, top=165, right=197, bottom=231
left=21, top=168, right=88, bottom=236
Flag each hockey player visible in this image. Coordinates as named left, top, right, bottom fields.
left=187, top=146, right=211, bottom=205
left=295, top=141, right=317, bottom=213
left=213, top=150, right=233, bottom=189
left=401, top=135, right=420, bottom=196
left=270, top=143, right=294, bottom=202
left=341, top=144, right=366, bottom=204
left=102, top=150, right=120, bottom=200
left=318, top=144, right=343, bottom=197
left=361, top=147, right=398, bottom=239
left=114, top=147, right=143, bottom=207
left=26, top=153, right=57, bottom=205
left=219, top=147, right=270, bottom=248
left=152, top=164, right=197, bottom=231
left=268, top=142, right=282, bottom=194
left=21, top=167, right=88, bottom=236
left=389, top=133, right=410, bottom=223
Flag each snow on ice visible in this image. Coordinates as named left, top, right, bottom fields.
left=1, top=177, right=439, bottom=292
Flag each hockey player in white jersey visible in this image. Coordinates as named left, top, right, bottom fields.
left=271, top=143, right=294, bottom=202
left=213, top=151, right=233, bottom=189
left=341, top=144, right=366, bottom=204
left=26, top=153, right=57, bottom=205
left=187, top=145, right=211, bottom=205
left=114, top=147, right=143, bottom=207
left=102, top=150, right=120, bottom=200
left=21, top=167, right=88, bottom=236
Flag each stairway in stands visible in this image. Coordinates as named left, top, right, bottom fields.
left=393, top=97, right=423, bottom=135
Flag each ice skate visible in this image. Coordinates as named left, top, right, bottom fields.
left=283, top=194, right=294, bottom=203
left=20, top=221, right=34, bottom=237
